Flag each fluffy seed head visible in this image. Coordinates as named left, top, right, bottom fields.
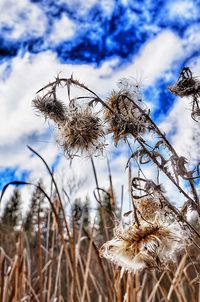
left=135, top=196, right=162, bottom=222
left=33, top=97, right=66, bottom=124
left=99, top=220, right=186, bottom=272
left=57, top=108, right=105, bottom=158
left=104, top=91, right=147, bottom=144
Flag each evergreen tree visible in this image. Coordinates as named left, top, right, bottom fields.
left=82, top=196, right=90, bottom=228
left=2, top=187, right=22, bottom=228
left=97, top=188, right=117, bottom=238
left=24, top=180, right=47, bottom=233
left=71, top=197, right=90, bottom=229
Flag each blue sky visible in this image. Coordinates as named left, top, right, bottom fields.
left=0, top=0, right=200, bottom=206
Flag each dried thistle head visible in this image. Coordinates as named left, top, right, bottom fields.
left=57, top=108, right=105, bottom=158
left=99, top=219, right=186, bottom=272
left=168, top=67, right=200, bottom=98
left=32, top=96, right=66, bottom=125
left=135, top=196, right=162, bottom=222
left=104, top=91, right=147, bottom=144
left=168, top=77, right=199, bottom=97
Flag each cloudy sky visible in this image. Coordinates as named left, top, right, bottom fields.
left=0, top=0, right=200, bottom=210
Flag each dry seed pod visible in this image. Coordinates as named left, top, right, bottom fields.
left=32, top=97, right=66, bottom=125
left=168, top=77, right=199, bottom=97
left=104, top=91, right=147, bottom=144
left=134, top=196, right=162, bottom=221
left=168, top=67, right=200, bottom=98
left=57, top=108, right=105, bottom=158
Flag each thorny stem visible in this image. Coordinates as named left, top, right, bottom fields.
left=138, top=139, right=196, bottom=203
left=27, top=146, right=72, bottom=240
left=123, top=94, right=199, bottom=204
left=144, top=108, right=199, bottom=204
left=157, top=189, right=200, bottom=241
left=131, top=177, right=200, bottom=240
left=37, top=77, right=114, bottom=113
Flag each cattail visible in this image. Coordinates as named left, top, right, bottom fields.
left=32, top=96, right=66, bottom=125
left=104, top=90, right=148, bottom=145
left=57, top=108, right=105, bottom=158
left=99, top=218, right=187, bottom=272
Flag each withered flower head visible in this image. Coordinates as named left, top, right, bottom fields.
left=104, top=91, right=147, bottom=145
left=32, top=97, right=66, bottom=125
left=99, top=219, right=186, bottom=272
left=168, top=67, right=200, bottom=98
left=57, top=108, right=105, bottom=158
left=168, top=77, right=199, bottom=97
left=135, top=196, right=162, bottom=222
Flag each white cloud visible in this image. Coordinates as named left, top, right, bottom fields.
left=100, top=0, right=114, bottom=16
left=168, top=0, right=198, bottom=20
left=0, top=0, right=47, bottom=39
left=160, top=96, right=200, bottom=162
left=62, top=0, right=114, bottom=17
left=183, top=24, right=200, bottom=53
left=113, top=31, right=183, bottom=86
left=0, top=30, right=184, bottom=154
left=49, top=15, right=75, bottom=43
left=99, top=31, right=184, bottom=92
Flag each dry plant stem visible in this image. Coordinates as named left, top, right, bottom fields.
left=73, top=216, right=84, bottom=300
left=138, top=138, right=196, bottom=203
left=72, top=217, right=78, bottom=301
left=83, top=227, right=114, bottom=301
left=27, top=146, right=72, bottom=243
left=133, top=176, right=200, bottom=240
left=139, top=272, right=148, bottom=302
left=37, top=211, right=44, bottom=302
left=80, top=226, right=95, bottom=302
left=47, top=210, right=57, bottom=301
left=37, top=187, right=73, bottom=277
left=107, top=158, right=115, bottom=207
left=123, top=94, right=199, bottom=204
left=44, top=211, right=51, bottom=301
left=7, top=182, right=74, bottom=280
left=129, top=164, right=140, bottom=226
left=0, top=256, right=5, bottom=302
left=72, top=217, right=83, bottom=301
left=53, top=245, right=64, bottom=299
left=25, top=277, right=40, bottom=302
left=14, top=234, right=21, bottom=301
left=167, top=254, right=188, bottom=301
left=26, top=147, right=82, bottom=295
left=150, top=272, right=168, bottom=302
left=146, top=116, right=199, bottom=204
left=37, top=77, right=113, bottom=113
left=78, top=257, right=92, bottom=301
left=90, top=157, right=109, bottom=241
